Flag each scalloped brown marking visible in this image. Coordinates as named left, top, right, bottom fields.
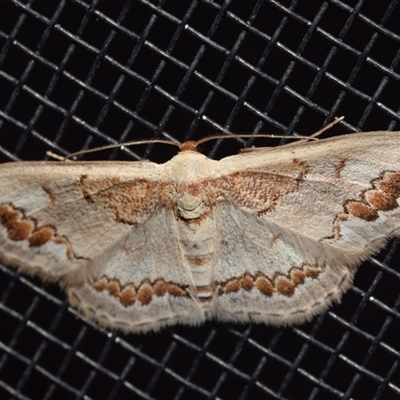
left=217, top=265, right=323, bottom=298
left=347, top=171, right=400, bottom=221
left=91, top=276, right=190, bottom=307
left=329, top=171, right=400, bottom=239
left=80, top=175, right=165, bottom=225
left=0, top=204, right=76, bottom=259
left=217, top=159, right=311, bottom=214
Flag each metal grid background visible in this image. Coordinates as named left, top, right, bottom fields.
left=0, top=1, right=399, bottom=399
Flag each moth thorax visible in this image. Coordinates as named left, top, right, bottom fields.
left=176, top=193, right=207, bottom=220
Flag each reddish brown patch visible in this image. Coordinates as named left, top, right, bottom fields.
left=379, top=172, right=400, bottom=197
left=276, top=279, right=295, bottom=297
left=153, top=281, right=167, bottom=297
left=367, top=191, right=397, bottom=211
left=224, top=279, right=240, bottom=294
left=137, top=286, right=153, bottom=305
left=0, top=204, right=77, bottom=260
left=93, top=277, right=108, bottom=291
left=91, top=277, right=189, bottom=307
left=344, top=171, right=400, bottom=222
left=218, top=160, right=311, bottom=213
left=291, top=271, right=306, bottom=286
left=0, top=206, right=33, bottom=240
left=305, top=268, right=321, bottom=279
left=9, top=220, right=33, bottom=241
left=166, top=283, right=186, bottom=297
left=80, top=176, right=164, bottom=225
left=29, top=226, right=54, bottom=247
left=241, top=275, right=254, bottom=291
left=255, top=277, right=274, bottom=297
left=107, top=281, right=120, bottom=297
left=347, top=202, right=379, bottom=221
left=120, top=286, right=136, bottom=306
left=93, top=279, right=138, bottom=306
left=218, top=265, right=322, bottom=298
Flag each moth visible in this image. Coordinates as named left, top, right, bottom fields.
left=0, top=131, right=399, bottom=333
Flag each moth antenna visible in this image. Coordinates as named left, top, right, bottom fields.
left=279, top=116, right=346, bottom=148
left=195, top=116, right=345, bottom=148
left=195, top=133, right=318, bottom=147
left=46, top=117, right=345, bottom=160
left=55, top=139, right=181, bottom=160
left=308, top=116, right=345, bottom=139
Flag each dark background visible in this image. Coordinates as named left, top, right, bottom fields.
left=0, top=1, right=399, bottom=399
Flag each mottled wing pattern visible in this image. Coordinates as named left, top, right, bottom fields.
left=213, top=204, right=353, bottom=325
left=1, top=131, right=399, bottom=333
left=0, top=161, right=157, bottom=277
left=213, top=132, right=400, bottom=324
left=68, top=207, right=205, bottom=333
left=0, top=161, right=204, bottom=332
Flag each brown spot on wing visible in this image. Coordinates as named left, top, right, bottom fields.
left=379, top=172, right=400, bottom=197
left=276, top=279, right=295, bottom=297
left=255, top=277, right=274, bottom=297
left=292, top=270, right=306, bottom=286
left=218, top=264, right=323, bottom=298
left=80, top=176, right=165, bottom=225
left=137, top=286, right=153, bottom=305
left=0, top=204, right=78, bottom=260
left=29, top=226, right=54, bottom=247
left=328, top=171, right=400, bottom=240
left=367, top=192, right=397, bottom=211
left=305, top=268, right=321, bottom=279
left=218, top=159, right=311, bottom=214
left=91, top=276, right=190, bottom=307
left=120, top=285, right=136, bottom=306
left=241, top=275, right=254, bottom=291
left=345, top=171, right=400, bottom=222
left=347, top=202, right=379, bottom=221
left=0, top=206, right=33, bottom=240
left=220, top=279, right=240, bottom=295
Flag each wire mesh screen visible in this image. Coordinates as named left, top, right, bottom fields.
left=0, top=1, right=399, bottom=399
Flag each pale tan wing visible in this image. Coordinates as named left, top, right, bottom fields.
left=212, top=132, right=400, bottom=325
left=212, top=204, right=355, bottom=325
left=67, top=207, right=205, bottom=333
left=217, top=131, right=400, bottom=259
left=0, top=161, right=205, bottom=333
left=0, top=161, right=161, bottom=279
